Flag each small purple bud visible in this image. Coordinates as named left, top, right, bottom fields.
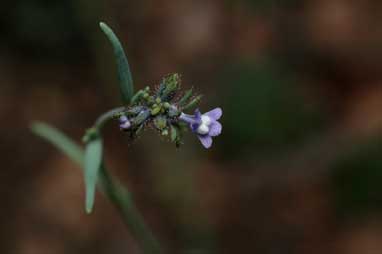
left=119, top=115, right=128, bottom=123
left=119, top=115, right=131, bottom=130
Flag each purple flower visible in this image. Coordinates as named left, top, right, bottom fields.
left=119, top=115, right=131, bottom=130
left=179, top=108, right=222, bottom=148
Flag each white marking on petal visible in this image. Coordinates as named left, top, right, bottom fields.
left=197, top=124, right=209, bottom=135
left=201, top=115, right=212, bottom=126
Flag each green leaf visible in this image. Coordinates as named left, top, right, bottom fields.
left=170, top=125, right=178, bottom=142
left=130, top=89, right=145, bottom=104
left=31, top=122, right=163, bottom=252
left=178, top=88, right=193, bottom=106
left=84, top=134, right=103, bottom=214
left=100, top=22, right=134, bottom=104
left=31, top=122, right=84, bottom=165
left=182, top=95, right=203, bottom=111
left=159, top=73, right=180, bottom=100
left=31, top=122, right=103, bottom=213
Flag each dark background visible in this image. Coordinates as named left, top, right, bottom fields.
left=2, top=0, right=382, bottom=253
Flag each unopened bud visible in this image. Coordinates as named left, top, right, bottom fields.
left=151, top=107, right=161, bottom=116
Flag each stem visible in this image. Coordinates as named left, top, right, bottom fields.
left=91, top=108, right=163, bottom=253
left=32, top=123, right=163, bottom=253
left=99, top=165, right=163, bottom=254
left=94, top=106, right=126, bottom=129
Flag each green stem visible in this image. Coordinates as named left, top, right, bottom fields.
left=94, top=106, right=126, bottom=129
left=32, top=123, right=162, bottom=253
left=99, top=166, right=162, bottom=253
left=91, top=110, right=163, bottom=253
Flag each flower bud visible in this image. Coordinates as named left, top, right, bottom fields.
left=154, top=116, right=167, bottom=130
left=159, top=73, right=180, bottom=100
left=163, top=102, right=171, bottom=109
left=133, top=109, right=150, bottom=125
left=151, top=107, right=161, bottom=116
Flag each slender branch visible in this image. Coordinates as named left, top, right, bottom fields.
left=91, top=108, right=163, bottom=253
left=32, top=123, right=163, bottom=253
left=94, top=106, right=126, bottom=129
left=99, top=166, right=163, bottom=253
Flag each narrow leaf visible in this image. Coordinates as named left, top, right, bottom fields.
left=159, top=73, right=180, bottom=100
left=170, top=125, right=178, bottom=142
left=182, top=95, right=203, bottom=111
left=100, top=22, right=134, bottom=104
left=31, top=123, right=113, bottom=213
left=84, top=135, right=103, bottom=213
left=31, top=122, right=84, bottom=165
left=31, top=122, right=163, bottom=252
left=178, top=88, right=193, bottom=106
left=130, top=89, right=145, bottom=104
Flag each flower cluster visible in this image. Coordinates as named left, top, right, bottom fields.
left=116, top=73, right=222, bottom=148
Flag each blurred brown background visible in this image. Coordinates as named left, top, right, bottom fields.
left=2, top=0, right=382, bottom=253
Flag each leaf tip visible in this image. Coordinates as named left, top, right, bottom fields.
left=99, top=21, right=107, bottom=29
left=30, top=121, right=47, bottom=135
left=99, top=22, right=112, bottom=35
left=85, top=198, right=94, bottom=214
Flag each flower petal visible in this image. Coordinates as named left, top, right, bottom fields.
left=209, top=121, right=222, bottom=137
left=198, top=135, right=213, bottom=149
left=191, top=122, right=199, bottom=132
left=179, top=113, right=196, bottom=125
left=194, top=108, right=202, bottom=120
left=206, top=108, right=222, bottom=120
